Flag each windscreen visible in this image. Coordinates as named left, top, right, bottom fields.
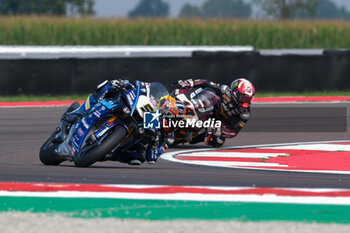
left=149, top=82, right=169, bottom=105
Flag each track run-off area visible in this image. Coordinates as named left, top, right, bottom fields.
left=1, top=96, right=350, bottom=230
left=163, top=141, right=350, bottom=174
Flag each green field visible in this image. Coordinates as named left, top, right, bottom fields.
left=0, top=17, right=349, bottom=48
left=0, top=95, right=88, bottom=102
left=256, top=91, right=350, bottom=97
left=0, top=91, right=349, bottom=102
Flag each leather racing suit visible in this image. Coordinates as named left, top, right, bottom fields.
left=175, top=79, right=251, bottom=147
left=60, top=79, right=169, bottom=165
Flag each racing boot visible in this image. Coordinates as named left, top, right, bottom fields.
left=205, top=134, right=225, bottom=148
left=128, top=146, right=146, bottom=165
left=120, top=144, right=146, bottom=165
left=146, top=140, right=167, bottom=164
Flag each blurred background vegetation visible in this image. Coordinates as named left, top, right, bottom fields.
left=0, top=17, right=349, bottom=48
left=0, top=0, right=348, bottom=48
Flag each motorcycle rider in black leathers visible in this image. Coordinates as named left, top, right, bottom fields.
left=58, top=79, right=171, bottom=165
left=174, top=78, right=255, bottom=147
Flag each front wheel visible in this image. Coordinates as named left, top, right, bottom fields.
left=74, top=125, right=128, bottom=167
left=39, top=135, right=66, bottom=165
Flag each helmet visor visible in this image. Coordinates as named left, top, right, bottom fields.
left=239, top=95, right=253, bottom=104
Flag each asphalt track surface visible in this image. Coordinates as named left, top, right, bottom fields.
left=1, top=102, right=350, bottom=188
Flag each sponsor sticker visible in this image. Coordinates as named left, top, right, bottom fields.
left=77, top=127, right=84, bottom=137
left=81, top=118, right=89, bottom=129
left=143, top=111, right=161, bottom=129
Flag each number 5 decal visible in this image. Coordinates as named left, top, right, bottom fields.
left=140, top=104, right=153, bottom=112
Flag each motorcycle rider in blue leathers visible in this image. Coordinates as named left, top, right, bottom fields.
left=59, top=79, right=171, bottom=165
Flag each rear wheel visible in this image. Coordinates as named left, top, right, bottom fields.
left=74, top=125, right=128, bottom=167
left=39, top=135, right=66, bottom=165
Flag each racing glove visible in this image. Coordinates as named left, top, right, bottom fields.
left=177, top=79, right=194, bottom=89
left=205, top=126, right=226, bottom=148
left=110, top=79, right=133, bottom=92
left=94, top=79, right=131, bottom=101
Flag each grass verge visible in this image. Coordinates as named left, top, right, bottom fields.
left=0, top=91, right=350, bottom=102
left=255, top=91, right=350, bottom=98
left=0, top=95, right=88, bottom=102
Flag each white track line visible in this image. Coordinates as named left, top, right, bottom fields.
left=161, top=140, right=350, bottom=175
left=175, top=152, right=286, bottom=158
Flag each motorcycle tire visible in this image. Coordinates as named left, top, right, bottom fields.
left=74, top=125, right=128, bottom=167
left=39, top=135, right=66, bottom=165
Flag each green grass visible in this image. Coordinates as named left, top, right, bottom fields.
left=0, top=17, right=349, bottom=48
left=0, top=94, right=88, bottom=102
left=0, top=91, right=349, bottom=102
left=255, top=91, right=350, bottom=97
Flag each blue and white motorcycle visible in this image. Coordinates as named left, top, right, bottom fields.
left=39, top=81, right=169, bottom=167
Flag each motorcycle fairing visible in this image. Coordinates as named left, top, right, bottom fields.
left=94, top=117, right=118, bottom=140
left=126, top=81, right=157, bottom=119
left=125, top=80, right=140, bottom=115
left=70, top=99, right=121, bottom=153
left=176, top=87, right=220, bottom=121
